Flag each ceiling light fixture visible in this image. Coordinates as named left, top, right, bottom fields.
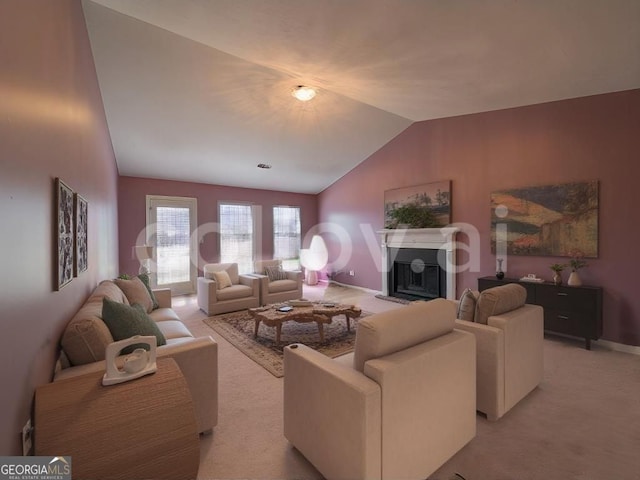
left=257, top=163, right=272, bottom=169
left=291, top=85, right=316, bottom=102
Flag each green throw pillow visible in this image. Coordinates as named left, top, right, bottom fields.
left=101, top=297, right=166, bottom=354
left=137, top=273, right=159, bottom=310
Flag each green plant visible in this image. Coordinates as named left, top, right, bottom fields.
left=117, top=273, right=132, bottom=280
left=567, top=249, right=588, bottom=271
left=386, top=202, right=442, bottom=229
left=550, top=263, right=566, bottom=273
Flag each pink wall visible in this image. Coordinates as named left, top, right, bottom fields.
left=318, top=89, right=640, bottom=346
left=118, top=177, right=318, bottom=276
left=0, top=1, right=119, bottom=454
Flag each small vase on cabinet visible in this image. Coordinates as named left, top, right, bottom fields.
left=567, top=271, right=582, bottom=286
left=552, top=272, right=562, bottom=285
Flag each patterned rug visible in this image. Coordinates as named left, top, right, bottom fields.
left=203, top=308, right=367, bottom=377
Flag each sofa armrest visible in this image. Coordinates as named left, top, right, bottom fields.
left=488, top=304, right=544, bottom=413
left=157, top=336, right=218, bottom=433
left=153, top=288, right=172, bottom=308
left=454, top=320, right=505, bottom=419
left=238, top=274, right=260, bottom=297
left=285, top=270, right=303, bottom=282
left=284, top=344, right=381, bottom=480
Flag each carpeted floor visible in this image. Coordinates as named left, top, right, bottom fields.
left=173, top=283, right=640, bottom=480
left=203, top=308, right=364, bottom=377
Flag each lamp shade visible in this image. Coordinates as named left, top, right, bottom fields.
left=133, top=245, right=153, bottom=261
left=300, top=235, right=328, bottom=271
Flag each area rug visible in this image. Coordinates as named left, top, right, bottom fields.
left=203, top=309, right=368, bottom=377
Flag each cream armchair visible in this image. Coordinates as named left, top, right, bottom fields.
left=454, top=283, right=544, bottom=421
left=284, top=299, right=476, bottom=480
left=252, top=259, right=303, bottom=305
left=197, top=263, right=260, bottom=315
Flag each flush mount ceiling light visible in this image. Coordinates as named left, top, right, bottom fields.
left=291, top=85, right=316, bottom=102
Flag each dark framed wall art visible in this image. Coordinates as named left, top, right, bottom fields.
left=74, top=193, right=88, bottom=275
left=56, top=178, right=75, bottom=289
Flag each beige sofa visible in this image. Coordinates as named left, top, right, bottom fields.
left=197, top=263, right=260, bottom=315
left=284, top=299, right=476, bottom=480
left=453, top=283, right=544, bottom=421
left=56, top=279, right=218, bottom=434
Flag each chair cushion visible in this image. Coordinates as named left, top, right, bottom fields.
left=264, top=265, right=287, bottom=281
left=212, top=270, right=232, bottom=289
left=203, top=263, right=239, bottom=284
left=474, top=283, right=527, bottom=325
left=457, top=288, right=478, bottom=322
left=101, top=298, right=167, bottom=354
left=216, top=284, right=254, bottom=301
left=268, top=279, right=298, bottom=293
left=148, top=307, right=181, bottom=323
left=114, top=276, right=154, bottom=313
left=353, top=299, right=455, bottom=373
left=156, top=320, right=194, bottom=340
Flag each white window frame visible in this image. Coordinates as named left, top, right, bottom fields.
left=145, top=195, right=198, bottom=294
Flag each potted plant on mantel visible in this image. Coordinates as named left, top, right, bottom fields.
left=385, top=202, right=443, bottom=229
left=567, top=249, right=588, bottom=286
left=549, top=263, right=566, bottom=285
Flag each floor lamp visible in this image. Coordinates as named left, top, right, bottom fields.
left=300, top=235, right=328, bottom=286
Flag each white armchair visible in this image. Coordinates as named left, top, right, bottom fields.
left=197, top=263, right=260, bottom=315
left=253, top=259, right=303, bottom=306
left=284, top=299, right=476, bottom=480
left=454, top=283, right=544, bottom=420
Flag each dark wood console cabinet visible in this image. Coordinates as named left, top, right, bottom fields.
left=478, top=276, right=603, bottom=350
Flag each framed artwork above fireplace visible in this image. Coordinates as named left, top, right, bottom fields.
left=384, top=180, right=451, bottom=228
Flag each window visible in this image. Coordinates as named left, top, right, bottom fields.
left=219, top=203, right=255, bottom=274
left=273, top=206, right=301, bottom=270
left=146, top=196, right=197, bottom=295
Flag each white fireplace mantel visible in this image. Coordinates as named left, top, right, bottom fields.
left=378, top=227, right=459, bottom=300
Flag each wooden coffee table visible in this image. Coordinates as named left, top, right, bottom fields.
left=249, top=302, right=362, bottom=346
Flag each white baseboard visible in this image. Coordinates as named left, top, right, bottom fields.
left=327, top=280, right=381, bottom=296
left=595, top=339, right=640, bottom=355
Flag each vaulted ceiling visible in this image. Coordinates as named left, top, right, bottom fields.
left=83, top=0, right=640, bottom=193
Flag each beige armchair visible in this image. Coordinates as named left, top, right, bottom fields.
left=197, top=263, right=260, bottom=315
left=252, top=259, right=303, bottom=306
left=454, top=283, right=544, bottom=421
left=284, top=299, right=476, bottom=480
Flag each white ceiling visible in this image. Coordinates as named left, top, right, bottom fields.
left=83, top=0, right=640, bottom=194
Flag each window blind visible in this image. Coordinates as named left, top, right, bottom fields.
left=273, top=206, right=301, bottom=270
left=219, top=203, right=254, bottom=274
left=156, top=206, right=191, bottom=284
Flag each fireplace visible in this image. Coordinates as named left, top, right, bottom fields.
left=378, top=228, right=459, bottom=301
left=389, top=248, right=446, bottom=301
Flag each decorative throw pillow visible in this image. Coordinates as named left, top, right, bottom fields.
left=101, top=297, right=166, bottom=354
left=264, top=265, right=287, bottom=281
left=137, top=273, right=159, bottom=310
left=212, top=270, right=233, bottom=289
left=457, top=288, right=477, bottom=322
left=113, top=276, right=154, bottom=313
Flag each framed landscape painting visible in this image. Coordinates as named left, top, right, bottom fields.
left=56, top=178, right=74, bottom=289
left=384, top=181, right=451, bottom=228
left=74, top=193, right=88, bottom=275
left=490, top=181, right=598, bottom=257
